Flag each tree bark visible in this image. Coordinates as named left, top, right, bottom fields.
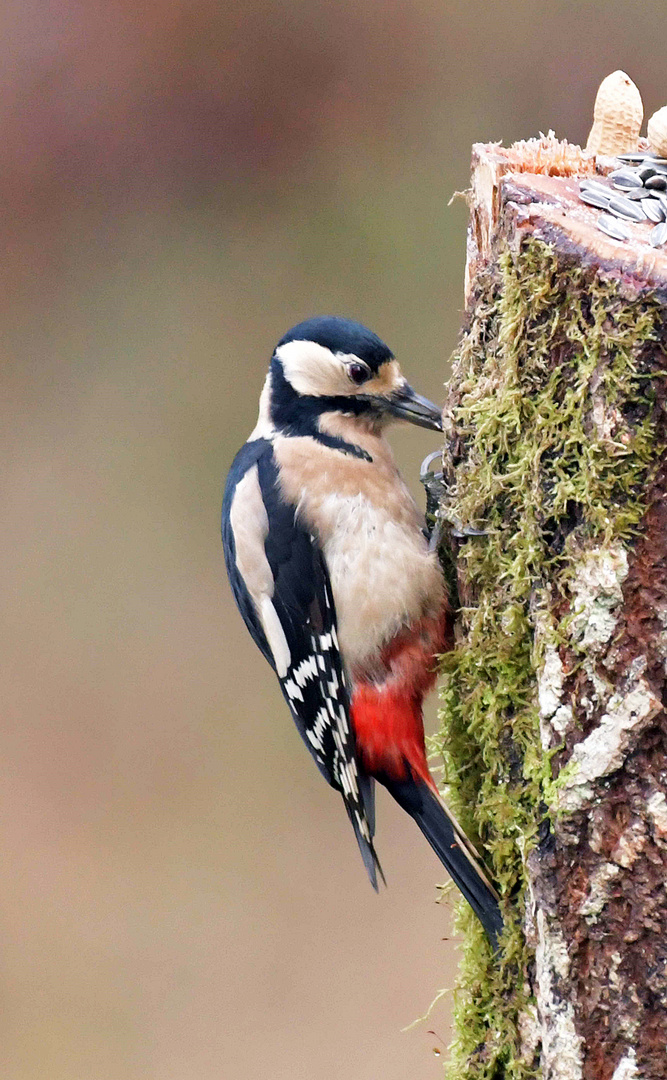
left=437, top=136, right=667, bottom=1080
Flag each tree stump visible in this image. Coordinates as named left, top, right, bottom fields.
left=437, top=136, right=667, bottom=1080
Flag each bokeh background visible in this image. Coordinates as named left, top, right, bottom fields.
left=2, top=3, right=665, bottom=1078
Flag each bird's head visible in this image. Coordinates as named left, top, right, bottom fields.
left=266, top=316, right=442, bottom=436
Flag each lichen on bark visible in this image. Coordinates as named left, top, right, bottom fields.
left=435, top=235, right=667, bottom=1079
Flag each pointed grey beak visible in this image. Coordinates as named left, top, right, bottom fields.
left=385, top=383, right=443, bottom=431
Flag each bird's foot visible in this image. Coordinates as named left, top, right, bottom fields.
left=419, top=451, right=487, bottom=545
left=419, top=451, right=446, bottom=550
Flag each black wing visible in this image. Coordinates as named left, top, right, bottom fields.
left=222, top=439, right=382, bottom=887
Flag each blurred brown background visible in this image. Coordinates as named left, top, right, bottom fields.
left=1, top=3, right=664, bottom=1078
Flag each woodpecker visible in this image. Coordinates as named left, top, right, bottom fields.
left=222, top=316, right=502, bottom=945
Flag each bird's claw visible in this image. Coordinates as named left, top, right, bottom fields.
left=450, top=523, right=488, bottom=538
left=420, top=450, right=443, bottom=482
left=419, top=451, right=446, bottom=510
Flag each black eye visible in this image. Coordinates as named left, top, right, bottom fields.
left=348, top=362, right=370, bottom=385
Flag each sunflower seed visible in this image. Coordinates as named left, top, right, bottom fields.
left=607, top=195, right=646, bottom=221
left=610, top=169, right=643, bottom=189
left=649, top=221, right=667, bottom=247
left=597, top=215, right=631, bottom=241
left=645, top=174, right=667, bottom=191
left=579, top=188, right=612, bottom=209
left=657, top=193, right=667, bottom=212
left=641, top=198, right=666, bottom=223
left=639, top=166, right=658, bottom=181
left=580, top=178, right=613, bottom=194
left=617, top=153, right=667, bottom=165
left=626, top=188, right=653, bottom=200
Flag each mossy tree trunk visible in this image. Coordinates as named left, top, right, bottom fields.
left=436, top=138, right=667, bottom=1080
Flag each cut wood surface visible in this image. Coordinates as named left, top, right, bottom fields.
left=437, top=135, right=667, bottom=1080
left=466, top=139, right=667, bottom=303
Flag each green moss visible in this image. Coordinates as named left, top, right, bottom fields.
left=436, top=236, right=667, bottom=1079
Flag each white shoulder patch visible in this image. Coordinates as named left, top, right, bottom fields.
left=229, top=464, right=291, bottom=676
left=259, top=596, right=291, bottom=678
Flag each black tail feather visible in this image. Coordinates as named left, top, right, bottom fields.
left=385, top=775, right=503, bottom=948
left=344, top=773, right=385, bottom=890
left=346, top=804, right=385, bottom=891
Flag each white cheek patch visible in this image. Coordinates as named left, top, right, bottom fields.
left=275, top=340, right=356, bottom=398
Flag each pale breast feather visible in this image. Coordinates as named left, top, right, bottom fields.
left=272, top=431, right=445, bottom=674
